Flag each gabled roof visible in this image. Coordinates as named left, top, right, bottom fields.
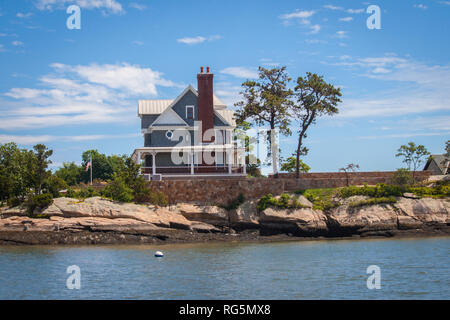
left=138, top=85, right=229, bottom=115
left=424, top=154, right=450, bottom=174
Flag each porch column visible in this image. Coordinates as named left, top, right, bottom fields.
left=190, top=151, right=194, bottom=175
left=242, top=152, right=247, bottom=175
left=137, top=151, right=142, bottom=175
left=151, top=152, right=156, bottom=175
left=227, top=150, right=232, bottom=174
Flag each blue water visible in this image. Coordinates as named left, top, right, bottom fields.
left=0, top=237, right=448, bottom=299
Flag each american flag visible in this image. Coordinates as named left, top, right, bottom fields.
left=85, top=155, right=91, bottom=172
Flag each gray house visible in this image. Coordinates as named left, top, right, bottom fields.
left=132, top=67, right=246, bottom=180
left=423, top=154, right=449, bottom=175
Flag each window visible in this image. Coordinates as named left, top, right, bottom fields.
left=166, top=130, right=173, bottom=140
left=186, top=105, right=194, bottom=120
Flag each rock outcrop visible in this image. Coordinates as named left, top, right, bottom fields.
left=0, top=196, right=448, bottom=245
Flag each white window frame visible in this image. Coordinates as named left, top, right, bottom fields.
left=165, top=130, right=174, bottom=140
left=186, top=105, right=194, bottom=120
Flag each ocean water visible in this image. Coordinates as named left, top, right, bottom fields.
left=0, top=237, right=448, bottom=299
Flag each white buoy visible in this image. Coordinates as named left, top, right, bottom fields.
left=155, top=251, right=164, bottom=257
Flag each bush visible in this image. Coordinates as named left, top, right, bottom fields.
left=410, top=185, right=450, bottom=198
left=65, top=188, right=76, bottom=198
left=257, top=193, right=308, bottom=212
left=78, top=186, right=99, bottom=199
left=26, top=193, right=53, bottom=214
left=44, top=175, right=68, bottom=198
left=148, top=190, right=168, bottom=206
left=337, top=183, right=404, bottom=198
left=391, top=169, right=414, bottom=187
left=7, top=197, right=22, bottom=207
left=302, top=188, right=339, bottom=211
left=349, top=196, right=397, bottom=208
left=101, top=176, right=133, bottom=203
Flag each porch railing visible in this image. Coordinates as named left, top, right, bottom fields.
left=141, top=165, right=244, bottom=175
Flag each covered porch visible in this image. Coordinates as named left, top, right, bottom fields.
left=131, top=145, right=246, bottom=180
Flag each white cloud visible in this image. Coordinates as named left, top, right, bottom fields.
left=346, top=8, right=364, bottom=14
left=280, top=10, right=315, bottom=20
left=323, top=5, right=344, bottom=11
left=335, top=30, right=348, bottom=38
left=220, top=67, right=259, bottom=79
left=176, top=35, right=221, bottom=45
left=0, top=133, right=139, bottom=145
left=35, top=0, right=123, bottom=14
left=2, top=62, right=178, bottom=130
left=129, top=2, right=147, bottom=10
left=323, top=5, right=364, bottom=14
left=439, top=1, right=450, bottom=5
left=309, top=24, right=321, bottom=34
left=132, top=40, right=144, bottom=46
left=17, top=12, right=33, bottom=18
left=12, top=40, right=23, bottom=46
left=339, top=17, right=353, bottom=22
left=413, top=4, right=428, bottom=9
left=327, top=55, right=450, bottom=118
left=0, top=44, right=5, bottom=52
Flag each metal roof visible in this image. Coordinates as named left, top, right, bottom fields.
left=138, top=99, right=173, bottom=115
left=138, top=96, right=227, bottom=115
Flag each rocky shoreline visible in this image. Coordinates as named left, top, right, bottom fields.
left=0, top=196, right=449, bottom=245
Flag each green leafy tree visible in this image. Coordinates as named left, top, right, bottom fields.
left=292, top=73, right=341, bottom=178
left=102, top=174, right=134, bottom=202
left=32, top=144, right=53, bottom=195
left=55, top=162, right=82, bottom=186
left=280, top=156, right=310, bottom=173
left=235, top=66, right=293, bottom=177
left=44, top=175, right=68, bottom=198
left=81, top=150, right=117, bottom=182
left=396, top=142, right=430, bottom=180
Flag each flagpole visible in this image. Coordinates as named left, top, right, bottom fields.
left=90, top=152, right=93, bottom=186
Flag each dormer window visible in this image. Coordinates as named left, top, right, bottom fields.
left=186, top=105, right=194, bottom=120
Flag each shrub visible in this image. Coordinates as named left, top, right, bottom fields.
left=148, top=190, right=168, bottom=206
left=44, top=175, right=68, bottom=198
left=78, top=186, right=99, bottom=199
left=390, top=168, right=414, bottom=187
left=7, top=197, right=22, bottom=207
left=349, top=196, right=397, bottom=208
left=65, top=188, right=76, bottom=198
left=410, top=185, right=450, bottom=198
left=26, top=193, right=53, bottom=214
left=101, top=176, right=133, bottom=203
left=257, top=193, right=308, bottom=212
left=303, top=188, right=339, bottom=211
left=337, top=183, right=403, bottom=198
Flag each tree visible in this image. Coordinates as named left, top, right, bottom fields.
left=281, top=156, right=310, bottom=173
left=81, top=150, right=116, bottom=182
left=235, top=66, right=293, bottom=177
left=339, top=163, right=360, bottom=186
left=55, top=162, right=82, bottom=186
left=395, top=142, right=430, bottom=180
left=32, top=144, right=53, bottom=195
left=44, top=175, right=68, bottom=198
left=292, top=73, right=341, bottom=178
left=445, top=140, right=450, bottom=156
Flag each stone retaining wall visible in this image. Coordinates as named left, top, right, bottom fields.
left=149, top=171, right=432, bottom=204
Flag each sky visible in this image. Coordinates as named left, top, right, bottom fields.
left=0, top=0, right=449, bottom=173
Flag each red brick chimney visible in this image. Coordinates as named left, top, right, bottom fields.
left=197, top=66, right=214, bottom=143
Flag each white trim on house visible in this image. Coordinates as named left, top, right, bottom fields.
left=151, top=107, right=188, bottom=126
left=186, top=105, right=194, bottom=119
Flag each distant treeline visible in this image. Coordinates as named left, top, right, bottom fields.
left=0, top=143, right=167, bottom=212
